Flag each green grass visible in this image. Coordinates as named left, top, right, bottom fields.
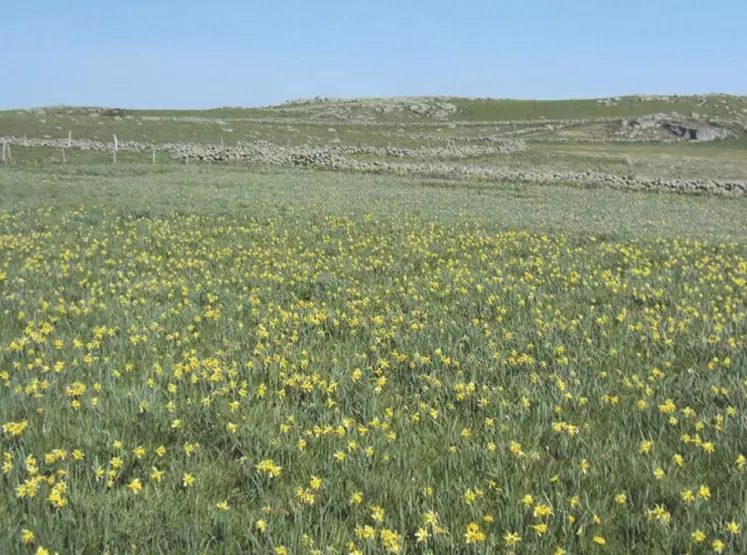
left=449, top=95, right=747, bottom=121
left=0, top=132, right=746, bottom=555
left=2, top=165, right=746, bottom=240
left=2, top=95, right=745, bottom=190
left=3, top=94, right=745, bottom=142
left=0, top=112, right=446, bottom=149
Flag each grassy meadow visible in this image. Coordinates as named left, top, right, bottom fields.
left=0, top=165, right=746, bottom=554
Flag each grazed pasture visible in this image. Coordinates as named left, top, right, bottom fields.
left=0, top=155, right=745, bottom=555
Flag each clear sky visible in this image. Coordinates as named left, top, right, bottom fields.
left=2, top=0, right=745, bottom=109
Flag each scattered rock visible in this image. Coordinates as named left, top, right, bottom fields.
left=4, top=134, right=742, bottom=196
left=624, top=112, right=734, bottom=142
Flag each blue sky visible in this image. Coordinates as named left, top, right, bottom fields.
left=1, top=0, right=745, bottom=108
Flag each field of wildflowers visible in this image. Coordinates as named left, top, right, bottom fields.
left=0, top=167, right=746, bottom=554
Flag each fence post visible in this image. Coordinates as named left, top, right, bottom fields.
left=0, top=142, right=5, bottom=167
left=23, top=135, right=28, bottom=147
left=152, top=148, right=156, bottom=165
left=6, top=144, right=10, bottom=163
left=68, top=130, right=72, bottom=147
left=113, top=134, right=118, bottom=165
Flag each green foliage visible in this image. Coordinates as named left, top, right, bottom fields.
left=0, top=168, right=745, bottom=554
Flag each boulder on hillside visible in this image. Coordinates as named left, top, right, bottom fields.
left=662, top=123, right=730, bottom=141
left=624, top=113, right=733, bottom=142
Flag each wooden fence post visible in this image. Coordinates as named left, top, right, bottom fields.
left=68, top=130, right=72, bottom=147
left=113, top=134, right=118, bottom=165
left=0, top=142, right=5, bottom=167
left=152, top=148, right=156, bottom=165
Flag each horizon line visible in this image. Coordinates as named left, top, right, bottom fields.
left=2, top=91, right=745, bottom=112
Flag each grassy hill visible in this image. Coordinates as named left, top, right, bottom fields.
left=1, top=94, right=745, bottom=190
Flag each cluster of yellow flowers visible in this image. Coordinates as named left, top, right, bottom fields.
left=0, top=208, right=745, bottom=553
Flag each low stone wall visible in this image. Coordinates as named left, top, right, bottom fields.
left=2, top=135, right=744, bottom=196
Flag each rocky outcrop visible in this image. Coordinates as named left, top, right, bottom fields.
left=274, top=97, right=460, bottom=121
left=623, top=113, right=734, bottom=142
left=661, top=123, right=730, bottom=141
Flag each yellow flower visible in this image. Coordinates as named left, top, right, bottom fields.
left=183, top=473, right=195, bottom=487
left=3, top=420, right=29, bottom=437
left=21, top=529, right=35, bottom=544
left=533, top=503, right=553, bottom=518
left=350, top=491, right=363, bottom=505
left=216, top=501, right=230, bottom=511
left=639, top=440, right=653, bottom=454
left=615, top=493, right=627, bottom=505
left=127, top=478, right=143, bottom=494
left=531, top=523, right=548, bottom=536
left=592, top=536, right=606, bottom=545
left=415, top=527, right=429, bottom=543
left=726, top=521, right=740, bottom=535
left=692, top=529, right=706, bottom=543
left=698, top=485, right=711, bottom=500
left=370, top=505, right=385, bottom=523
left=255, top=459, right=282, bottom=478
left=355, top=525, right=376, bottom=540
left=681, top=489, right=695, bottom=503
left=423, top=511, right=438, bottom=526
left=35, top=548, right=50, bottom=555
left=503, top=531, right=521, bottom=546
left=255, top=520, right=267, bottom=532
left=712, top=539, right=725, bottom=553
left=464, top=522, right=486, bottom=544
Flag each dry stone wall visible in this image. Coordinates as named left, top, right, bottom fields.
left=2, top=135, right=744, bottom=196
